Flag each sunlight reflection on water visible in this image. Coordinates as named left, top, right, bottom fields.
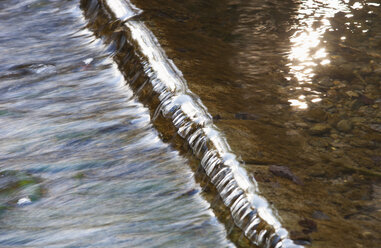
left=287, top=0, right=350, bottom=109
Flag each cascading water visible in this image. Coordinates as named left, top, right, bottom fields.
left=81, top=0, right=304, bottom=247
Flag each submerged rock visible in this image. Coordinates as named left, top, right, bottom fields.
left=369, top=124, right=381, bottom=133
left=305, top=108, right=327, bottom=122
left=312, top=210, right=330, bottom=220
left=346, top=91, right=359, bottom=98
left=269, top=165, right=303, bottom=185
left=337, top=120, right=352, bottom=132
left=234, top=112, right=259, bottom=120
left=290, top=231, right=311, bottom=245
left=298, top=218, right=318, bottom=234
left=309, top=123, right=331, bottom=135
left=358, top=94, right=375, bottom=105
left=0, top=170, right=43, bottom=213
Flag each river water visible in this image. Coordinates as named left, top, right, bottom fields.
left=128, top=0, right=381, bottom=247
left=0, top=0, right=380, bottom=248
left=0, top=0, right=234, bottom=247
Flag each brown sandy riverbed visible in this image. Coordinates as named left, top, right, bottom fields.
left=129, top=0, right=381, bottom=247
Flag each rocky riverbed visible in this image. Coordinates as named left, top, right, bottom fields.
left=130, top=0, right=381, bottom=247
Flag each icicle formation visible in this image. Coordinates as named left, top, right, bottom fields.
left=83, top=0, right=304, bottom=247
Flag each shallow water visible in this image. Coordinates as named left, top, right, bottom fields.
left=0, top=0, right=234, bottom=247
left=128, top=0, right=381, bottom=247
left=1, top=0, right=380, bottom=247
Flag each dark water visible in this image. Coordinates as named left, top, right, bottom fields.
left=0, top=0, right=234, bottom=247
left=128, top=0, right=381, bottom=247
left=1, top=0, right=380, bottom=247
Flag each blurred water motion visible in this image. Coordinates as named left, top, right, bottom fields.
left=0, top=0, right=233, bottom=247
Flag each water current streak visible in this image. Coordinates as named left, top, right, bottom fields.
left=81, top=0, right=303, bottom=247
left=0, top=0, right=232, bottom=246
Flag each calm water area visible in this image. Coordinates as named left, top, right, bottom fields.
left=1, top=0, right=380, bottom=247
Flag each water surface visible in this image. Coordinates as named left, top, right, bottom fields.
left=129, top=0, right=381, bottom=247
left=0, top=0, right=234, bottom=247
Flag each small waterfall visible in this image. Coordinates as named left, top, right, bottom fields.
left=81, top=0, right=304, bottom=247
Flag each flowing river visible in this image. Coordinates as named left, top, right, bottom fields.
left=0, top=0, right=233, bottom=247
left=0, top=0, right=380, bottom=247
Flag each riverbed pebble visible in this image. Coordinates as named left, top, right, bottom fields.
left=309, top=123, right=331, bottom=135
left=337, top=119, right=352, bottom=132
